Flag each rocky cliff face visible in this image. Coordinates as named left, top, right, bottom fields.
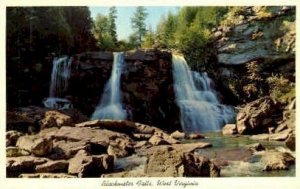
left=211, top=6, right=295, bottom=104
left=67, top=49, right=181, bottom=131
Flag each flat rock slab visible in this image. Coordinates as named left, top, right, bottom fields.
left=50, top=126, right=132, bottom=147
left=35, top=160, right=69, bottom=173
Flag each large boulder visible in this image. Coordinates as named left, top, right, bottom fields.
left=222, top=124, right=237, bottom=135
left=6, top=156, right=48, bottom=177
left=6, top=130, right=24, bottom=147
left=68, top=150, right=114, bottom=177
left=236, top=96, right=280, bottom=134
left=144, top=146, right=219, bottom=177
left=40, top=110, right=74, bottom=129
left=16, top=135, right=53, bottom=156
left=260, top=151, right=295, bottom=171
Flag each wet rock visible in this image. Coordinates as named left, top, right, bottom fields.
left=68, top=150, right=114, bottom=177
left=16, top=135, right=53, bottom=156
left=222, top=124, right=237, bottom=135
left=198, top=148, right=253, bottom=163
left=40, top=110, right=73, bottom=129
left=170, top=130, right=185, bottom=139
left=19, top=173, right=76, bottom=178
left=6, top=156, right=48, bottom=177
left=237, top=97, right=279, bottom=134
left=35, top=160, right=69, bottom=173
left=6, top=130, right=24, bottom=146
left=261, top=151, right=295, bottom=171
left=172, top=142, right=212, bottom=153
left=246, top=143, right=265, bottom=152
left=182, top=153, right=220, bottom=177
left=6, top=147, right=30, bottom=157
left=285, top=134, right=295, bottom=151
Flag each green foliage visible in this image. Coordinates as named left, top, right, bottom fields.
left=131, top=6, right=148, bottom=47
left=108, top=6, right=118, bottom=45
left=267, top=74, right=294, bottom=103
left=142, top=26, right=156, bottom=48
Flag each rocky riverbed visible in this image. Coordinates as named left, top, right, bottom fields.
left=6, top=96, right=295, bottom=178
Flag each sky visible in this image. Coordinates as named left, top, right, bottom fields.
left=89, top=6, right=179, bottom=40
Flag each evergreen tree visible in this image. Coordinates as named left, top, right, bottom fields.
left=108, top=6, right=118, bottom=45
left=131, top=6, right=148, bottom=47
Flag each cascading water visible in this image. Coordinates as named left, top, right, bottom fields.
left=172, top=54, right=235, bottom=133
left=43, top=56, right=73, bottom=109
left=91, top=52, right=127, bottom=120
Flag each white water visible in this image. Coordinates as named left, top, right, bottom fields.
left=44, top=56, right=73, bottom=109
left=91, top=52, right=127, bottom=120
left=172, top=55, right=235, bottom=133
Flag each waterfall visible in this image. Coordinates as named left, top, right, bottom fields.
left=172, top=54, right=235, bottom=133
left=91, top=52, right=127, bottom=120
left=43, top=56, right=73, bottom=109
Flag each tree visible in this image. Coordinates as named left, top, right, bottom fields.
left=142, top=25, right=156, bottom=48
left=131, top=6, right=148, bottom=47
left=92, top=14, right=115, bottom=50
left=108, top=6, right=118, bottom=45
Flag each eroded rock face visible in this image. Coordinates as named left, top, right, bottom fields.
left=16, top=135, right=53, bottom=156
left=40, top=110, right=73, bottom=129
left=236, top=96, right=280, bottom=134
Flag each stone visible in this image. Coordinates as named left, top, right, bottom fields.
left=246, top=143, right=265, bottom=152
left=49, top=140, right=92, bottom=160
left=134, top=141, right=151, bottom=149
left=16, top=135, right=53, bottom=156
left=107, top=141, right=135, bottom=158
left=236, top=97, right=279, bottom=134
left=35, top=160, right=69, bottom=173
left=250, top=134, right=269, bottom=141
left=132, top=133, right=152, bottom=140
left=68, top=150, right=114, bottom=177
left=182, top=153, right=220, bottom=177
left=171, top=142, right=212, bottom=153
left=40, top=110, right=73, bottom=129
left=222, top=124, right=237, bottom=135
left=260, top=151, right=295, bottom=171
left=6, top=147, right=30, bottom=157
left=285, top=134, right=295, bottom=151
left=75, top=119, right=135, bottom=134
left=186, top=133, right=205, bottom=139
left=269, top=129, right=291, bottom=141
left=6, top=156, right=48, bottom=177
left=170, top=130, right=185, bottom=139
left=6, top=130, right=24, bottom=147
left=148, top=135, right=170, bottom=146
left=144, top=146, right=219, bottom=177
left=19, top=173, right=77, bottom=178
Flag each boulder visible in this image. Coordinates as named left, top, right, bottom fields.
left=6, top=156, right=48, bottom=177
left=182, top=153, right=220, bottom=177
left=246, top=143, right=265, bottom=152
left=107, top=140, right=135, bottom=158
left=222, top=124, right=237, bottom=135
left=260, top=151, right=295, bottom=171
left=6, top=130, right=24, bottom=146
left=148, top=135, right=170, bottom=146
left=16, top=135, right=53, bottom=156
left=285, top=134, right=295, bottom=151
left=49, top=140, right=92, bottom=160
left=40, top=110, right=73, bottom=129
left=236, top=97, right=279, bottom=134
left=68, top=150, right=114, bottom=177
left=144, top=146, right=219, bottom=177
left=35, top=160, right=69, bottom=173
left=170, top=130, right=185, bottom=139
left=6, top=147, right=30, bottom=157
left=49, top=126, right=132, bottom=148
